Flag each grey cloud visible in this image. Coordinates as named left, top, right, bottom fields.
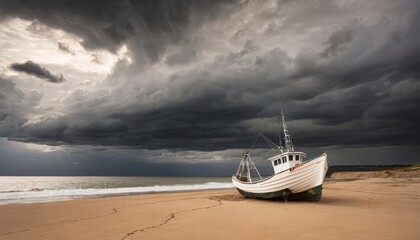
left=0, top=0, right=240, bottom=64
left=165, top=48, right=196, bottom=65
left=0, top=78, right=42, bottom=137
left=22, top=116, right=67, bottom=139
left=57, top=42, right=74, bottom=55
left=321, top=23, right=355, bottom=58
left=10, top=61, right=65, bottom=83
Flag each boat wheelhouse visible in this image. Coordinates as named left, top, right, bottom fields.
left=268, top=151, right=306, bottom=174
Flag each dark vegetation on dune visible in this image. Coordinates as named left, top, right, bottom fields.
left=326, top=165, right=416, bottom=177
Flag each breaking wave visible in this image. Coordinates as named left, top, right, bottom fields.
left=0, top=182, right=233, bottom=205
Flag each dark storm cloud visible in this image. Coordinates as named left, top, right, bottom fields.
left=321, top=23, right=355, bottom=58
left=14, top=48, right=420, bottom=151
left=0, top=78, right=42, bottom=136
left=0, top=0, right=238, bottom=63
left=10, top=61, right=65, bottom=83
left=102, top=21, right=135, bottom=46
left=1, top=0, right=420, bottom=154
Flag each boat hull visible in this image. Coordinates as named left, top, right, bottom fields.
left=232, top=153, right=328, bottom=201
left=236, top=185, right=323, bottom=202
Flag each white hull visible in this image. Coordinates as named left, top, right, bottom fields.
left=232, top=153, right=328, bottom=195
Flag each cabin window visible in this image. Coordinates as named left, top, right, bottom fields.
left=289, top=155, right=293, bottom=161
left=278, top=159, right=281, bottom=164
left=296, top=155, right=300, bottom=161
left=282, top=157, right=287, bottom=163
left=274, top=160, right=278, bottom=166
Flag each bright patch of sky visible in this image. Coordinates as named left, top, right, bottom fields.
left=0, top=18, right=128, bottom=76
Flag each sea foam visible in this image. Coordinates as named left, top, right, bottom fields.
left=0, top=182, right=233, bottom=205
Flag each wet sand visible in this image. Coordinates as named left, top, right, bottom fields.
left=0, top=177, right=419, bottom=240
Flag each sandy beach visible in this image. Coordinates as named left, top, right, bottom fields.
left=0, top=176, right=419, bottom=240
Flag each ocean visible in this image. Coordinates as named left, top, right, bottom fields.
left=0, top=176, right=233, bottom=205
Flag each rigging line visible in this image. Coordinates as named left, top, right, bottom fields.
left=261, top=134, right=274, bottom=150
left=261, top=133, right=280, bottom=149
left=249, top=132, right=261, bottom=153
left=264, top=137, right=276, bottom=150
left=261, top=148, right=275, bottom=160
left=261, top=133, right=278, bottom=148
left=253, top=148, right=275, bottom=164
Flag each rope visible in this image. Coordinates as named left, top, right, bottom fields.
left=246, top=132, right=281, bottom=167
left=252, top=148, right=275, bottom=164
left=249, top=133, right=261, bottom=153
left=261, top=133, right=280, bottom=149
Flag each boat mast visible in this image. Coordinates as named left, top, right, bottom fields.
left=235, top=153, right=262, bottom=183
left=245, top=153, right=262, bottom=183
left=281, top=110, right=294, bottom=152
left=279, top=122, right=283, bottom=153
left=246, top=154, right=251, bottom=181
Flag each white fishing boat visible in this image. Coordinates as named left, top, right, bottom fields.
left=232, top=112, right=328, bottom=201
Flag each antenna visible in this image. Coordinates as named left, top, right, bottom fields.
left=281, top=110, right=294, bottom=152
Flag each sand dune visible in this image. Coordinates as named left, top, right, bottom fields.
left=332, top=171, right=420, bottom=178
left=332, top=165, right=420, bottom=178
left=0, top=177, right=419, bottom=240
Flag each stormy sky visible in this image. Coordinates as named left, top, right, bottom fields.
left=0, top=0, right=419, bottom=176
